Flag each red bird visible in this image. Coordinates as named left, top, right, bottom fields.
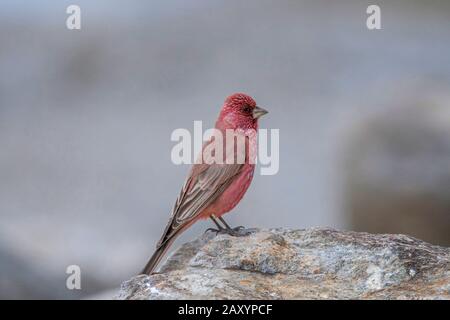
left=142, top=93, right=268, bottom=274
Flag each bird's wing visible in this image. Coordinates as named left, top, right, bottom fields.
left=156, top=161, right=243, bottom=248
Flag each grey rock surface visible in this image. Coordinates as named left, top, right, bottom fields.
left=117, top=228, right=450, bottom=300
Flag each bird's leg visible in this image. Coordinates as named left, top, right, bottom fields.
left=204, top=215, right=225, bottom=234
left=205, top=215, right=254, bottom=237
left=218, top=216, right=244, bottom=231
left=218, top=216, right=252, bottom=237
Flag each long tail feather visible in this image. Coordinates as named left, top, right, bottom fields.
left=141, top=241, right=171, bottom=275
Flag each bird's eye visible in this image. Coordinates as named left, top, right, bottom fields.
left=242, top=105, right=252, bottom=114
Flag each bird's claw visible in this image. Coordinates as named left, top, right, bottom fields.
left=205, top=226, right=254, bottom=237
left=220, top=226, right=253, bottom=237
left=204, top=228, right=221, bottom=235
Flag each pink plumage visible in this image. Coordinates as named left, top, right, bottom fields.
left=142, top=93, right=268, bottom=274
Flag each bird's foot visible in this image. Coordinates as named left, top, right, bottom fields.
left=220, top=226, right=254, bottom=237
left=204, top=227, right=222, bottom=235
left=205, top=225, right=255, bottom=237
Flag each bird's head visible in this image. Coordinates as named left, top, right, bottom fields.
left=217, top=93, right=268, bottom=130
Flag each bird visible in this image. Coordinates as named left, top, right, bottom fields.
left=142, top=93, right=268, bottom=275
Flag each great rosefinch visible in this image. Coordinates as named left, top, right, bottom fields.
left=142, top=93, right=268, bottom=275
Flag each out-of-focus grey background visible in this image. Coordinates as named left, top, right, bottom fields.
left=1, top=0, right=449, bottom=299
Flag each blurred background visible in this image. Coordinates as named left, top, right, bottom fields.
left=0, top=0, right=449, bottom=299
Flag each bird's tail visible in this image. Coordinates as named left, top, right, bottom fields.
left=141, top=215, right=195, bottom=275
left=141, top=241, right=172, bottom=275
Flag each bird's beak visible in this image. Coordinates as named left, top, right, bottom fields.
left=252, top=106, right=268, bottom=119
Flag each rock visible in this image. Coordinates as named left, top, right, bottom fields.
left=117, top=228, right=450, bottom=300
